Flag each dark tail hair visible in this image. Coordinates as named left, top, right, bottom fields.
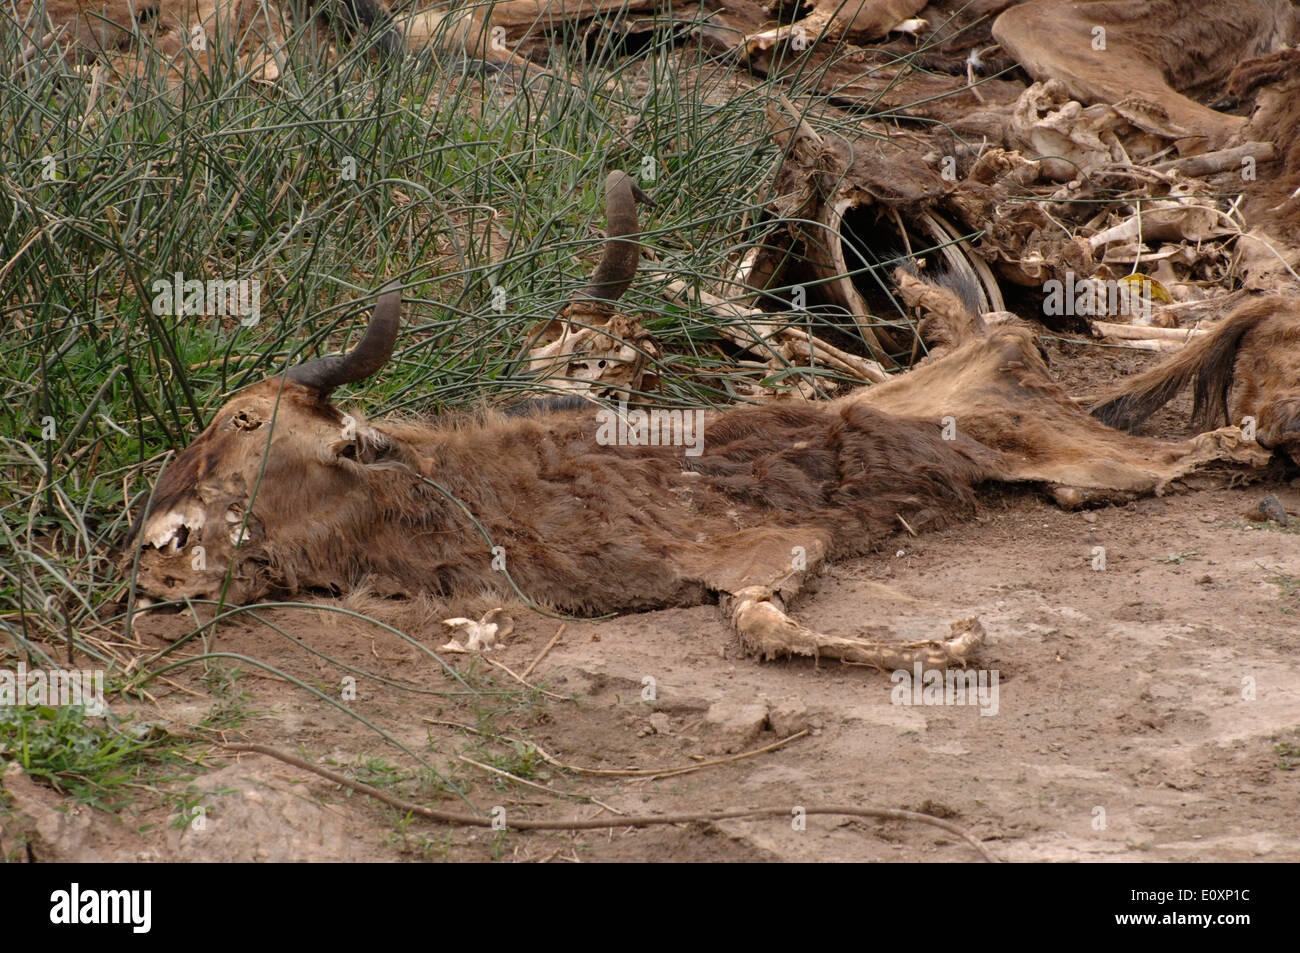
left=1089, top=299, right=1276, bottom=431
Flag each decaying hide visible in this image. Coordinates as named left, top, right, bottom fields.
left=992, top=0, right=1299, bottom=151
left=728, top=47, right=1291, bottom=369
left=398, top=0, right=655, bottom=66
left=1231, top=49, right=1300, bottom=236
left=12, top=0, right=283, bottom=79
left=9, top=0, right=400, bottom=78
left=742, top=99, right=1005, bottom=365
left=1226, top=49, right=1300, bottom=292
left=844, top=320, right=1269, bottom=509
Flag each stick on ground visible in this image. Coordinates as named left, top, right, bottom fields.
left=223, top=741, right=1000, bottom=862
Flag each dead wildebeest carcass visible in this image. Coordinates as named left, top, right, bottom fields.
left=124, top=304, right=1273, bottom=669
left=125, top=271, right=1001, bottom=668
left=126, top=172, right=1001, bottom=669
left=125, top=175, right=1277, bottom=672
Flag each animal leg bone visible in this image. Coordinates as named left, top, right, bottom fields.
left=723, top=585, right=985, bottom=670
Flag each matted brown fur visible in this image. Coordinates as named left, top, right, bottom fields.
left=131, top=378, right=996, bottom=610
left=130, top=310, right=1279, bottom=616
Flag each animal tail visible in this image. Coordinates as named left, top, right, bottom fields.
left=1088, top=298, right=1276, bottom=432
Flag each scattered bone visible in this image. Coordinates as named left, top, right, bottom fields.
left=439, top=609, right=514, bottom=654
left=743, top=0, right=928, bottom=56
left=726, top=582, right=987, bottom=670
left=1090, top=321, right=1208, bottom=345
left=1008, top=80, right=1172, bottom=182
left=1151, top=142, right=1277, bottom=177
left=659, top=277, right=888, bottom=393
left=1100, top=338, right=1185, bottom=353
left=1088, top=199, right=1234, bottom=251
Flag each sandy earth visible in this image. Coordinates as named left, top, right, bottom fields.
left=4, top=338, right=1299, bottom=863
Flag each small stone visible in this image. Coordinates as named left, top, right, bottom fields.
left=1198, top=574, right=1213, bottom=585
left=1081, top=512, right=1097, bottom=524
left=768, top=698, right=809, bottom=737
left=648, top=712, right=671, bottom=735
left=652, top=695, right=710, bottom=714
left=702, top=702, right=769, bottom=754
left=1253, top=494, right=1289, bottom=525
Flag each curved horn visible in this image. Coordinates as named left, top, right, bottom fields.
left=287, top=281, right=402, bottom=394
left=577, top=171, right=655, bottom=304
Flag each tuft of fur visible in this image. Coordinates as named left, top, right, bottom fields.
left=501, top=394, right=598, bottom=417
left=1089, top=299, right=1279, bottom=431
left=893, top=260, right=987, bottom=352
left=1229, top=48, right=1300, bottom=98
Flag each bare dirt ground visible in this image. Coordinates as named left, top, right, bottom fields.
left=7, top=337, right=1299, bottom=863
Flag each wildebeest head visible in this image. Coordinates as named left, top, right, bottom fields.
left=129, top=283, right=406, bottom=604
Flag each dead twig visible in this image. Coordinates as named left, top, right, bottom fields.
left=424, top=719, right=810, bottom=780
left=479, top=655, right=567, bottom=701
left=221, top=742, right=1000, bottom=861
left=521, top=624, right=565, bottom=679
left=456, top=755, right=623, bottom=813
